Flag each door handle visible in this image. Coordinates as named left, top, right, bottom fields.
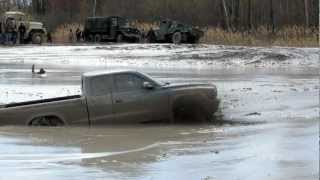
left=115, top=99, right=123, bottom=104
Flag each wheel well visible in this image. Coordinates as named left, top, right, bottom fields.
left=28, top=115, right=65, bottom=126
left=28, top=30, right=45, bottom=39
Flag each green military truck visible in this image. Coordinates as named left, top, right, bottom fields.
left=147, top=19, right=204, bottom=44
left=83, top=16, right=141, bottom=43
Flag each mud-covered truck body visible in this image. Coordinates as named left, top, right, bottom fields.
left=1, top=11, right=46, bottom=44
left=147, top=19, right=204, bottom=44
left=0, top=70, right=219, bottom=126
left=83, top=16, right=141, bottom=43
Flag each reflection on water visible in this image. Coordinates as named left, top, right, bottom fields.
left=0, top=125, right=226, bottom=179
left=0, top=118, right=318, bottom=180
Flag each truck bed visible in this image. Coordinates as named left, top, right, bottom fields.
left=2, top=95, right=82, bottom=108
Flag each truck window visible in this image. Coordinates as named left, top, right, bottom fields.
left=115, top=74, right=145, bottom=92
left=90, top=76, right=112, bottom=96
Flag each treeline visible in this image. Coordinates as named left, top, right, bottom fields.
left=1, top=0, right=319, bottom=31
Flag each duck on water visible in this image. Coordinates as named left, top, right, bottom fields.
left=32, top=64, right=47, bottom=77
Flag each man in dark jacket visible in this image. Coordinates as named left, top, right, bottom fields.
left=0, top=22, right=3, bottom=44
left=18, top=23, right=26, bottom=44
left=76, top=28, right=81, bottom=42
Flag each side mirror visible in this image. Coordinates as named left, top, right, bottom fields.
left=143, top=82, right=154, bottom=90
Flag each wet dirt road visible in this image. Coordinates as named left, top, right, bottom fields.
left=0, top=44, right=318, bottom=180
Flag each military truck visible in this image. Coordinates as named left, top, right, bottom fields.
left=147, top=19, right=204, bottom=44
left=83, top=16, right=142, bottom=43
left=1, top=11, right=46, bottom=44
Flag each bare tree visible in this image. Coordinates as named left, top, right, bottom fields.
left=247, top=0, right=252, bottom=31
left=304, top=0, right=309, bottom=27
left=92, top=0, right=96, bottom=16
left=270, top=0, right=275, bottom=33
left=221, top=0, right=231, bottom=31
left=9, top=0, right=317, bottom=31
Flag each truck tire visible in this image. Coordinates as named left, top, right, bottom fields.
left=116, top=34, right=124, bottom=43
left=172, top=98, right=211, bottom=123
left=172, top=32, right=182, bottom=44
left=94, top=34, right=101, bottom=42
left=31, top=32, right=43, bottom=44
left=88, top=34, right=94, bottom=42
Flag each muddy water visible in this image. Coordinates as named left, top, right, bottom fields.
left=0, top=44, right=318, bottom=180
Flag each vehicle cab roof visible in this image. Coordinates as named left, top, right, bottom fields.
left=83, top=70, right=138, bottom=78
left=4, top=11, right=25, bottom=16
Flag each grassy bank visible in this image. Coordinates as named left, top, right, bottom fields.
left=51, top=23, right=319, bottom=47
left=202, top=26, right=319, bottom=47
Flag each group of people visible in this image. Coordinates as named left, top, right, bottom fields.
left=68, top=28, right=84, bottom=43
left=0, top=18, right=26, bottom=45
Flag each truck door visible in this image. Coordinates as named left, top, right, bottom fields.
left=112, top=73, right=169, bottom=123
left=159, top=21, right=170, bottom=40
left=86, top=75, right=114, bottom=125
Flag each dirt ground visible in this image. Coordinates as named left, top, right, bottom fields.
left=0, top=44, right=318, bottom=180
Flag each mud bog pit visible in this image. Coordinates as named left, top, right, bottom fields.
left=0, top=44, right=318, bottom=180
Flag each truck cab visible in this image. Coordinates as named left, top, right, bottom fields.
left=82, top=70, right=169, bottom=124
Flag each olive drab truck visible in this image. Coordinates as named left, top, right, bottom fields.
left=147, top=19, right=204, bottom=44
left=83, top=16, right=142, bottom=43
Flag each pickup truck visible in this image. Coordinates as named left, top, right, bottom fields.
left=0, top=70, right=219, bottom=126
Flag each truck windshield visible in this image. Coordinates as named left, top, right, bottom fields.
left=139, top=73, right=168, bottom=86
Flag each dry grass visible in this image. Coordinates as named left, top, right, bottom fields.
left=51, top=23, right=83, bottom=43
left=51, top=22, right=319, bottom=47
left=202, top=25, right=319, bottom=47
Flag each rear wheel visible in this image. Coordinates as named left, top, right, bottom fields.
left=88, top=34, right=94, bottom=42
left=30, top=116, right=64, bottom=127
left=94, top=34, right=101, bottom=42
left=172, top=32, right=182, bottom=44
left=116, top=34, right=124, bottom=43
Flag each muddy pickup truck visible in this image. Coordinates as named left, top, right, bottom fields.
left=0, top=70, right=219, bottom=126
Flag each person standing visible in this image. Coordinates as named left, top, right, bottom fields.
left=0, top=22, right=3, bottom=44
left=47, top=31, right=52, bottom=43
left=75, top=28, right=81, bottom=42
left=5, top=18, right=17, bottom=45
left=18, top=23, right=26, bottom=44
left=5, top=18, right=12, bottom=44
left=68, top=29, right=74, bottom=43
